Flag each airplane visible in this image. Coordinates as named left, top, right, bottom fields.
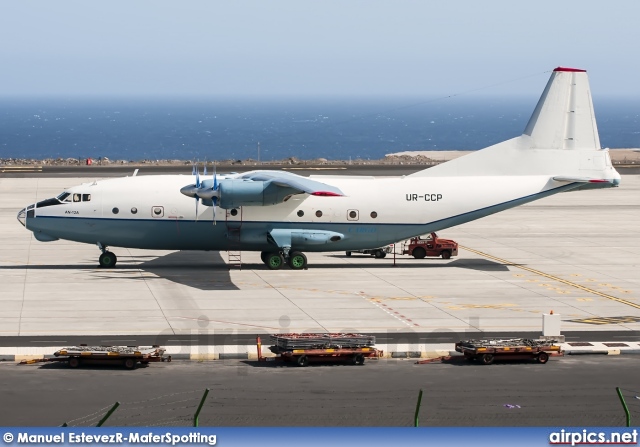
left=17, top=67, right=621, bottom=270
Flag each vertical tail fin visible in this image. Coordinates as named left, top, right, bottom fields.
left=410, top=67, right=619, bottom=184
left=524, top=67, right=600, bottom=150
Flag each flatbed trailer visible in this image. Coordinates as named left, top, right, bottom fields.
left=18, top=345, right=168, bottom=369
left=455, top=338, right=561, bottom=365
left=257, top=334, right=382, bottom=366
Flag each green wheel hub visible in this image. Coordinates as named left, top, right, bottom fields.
left=267, top=253, right=283, bottom=270
left=290, top=255, right=305, bottom=268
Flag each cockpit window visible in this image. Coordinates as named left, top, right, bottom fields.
left=82, top=194, right=91, bottom=202
left=57, top=192, right=70, bottom=202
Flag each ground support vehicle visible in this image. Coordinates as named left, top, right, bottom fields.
left=345, top=245, right=392, bottom=258
left=402, top=232, right=458, bottom=259
left=18, top=346, right=168, bottom=369
left=455, top=338, right=561, bottom=365
left=257, top=333, right=382, bottom=367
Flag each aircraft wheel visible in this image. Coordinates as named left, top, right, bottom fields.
left=260, top=251, right=269, bottom=264
left=99, top=251, right=117, bottom=268
left=441, top=250, right=452, bottom=260
left=288, top=252, right=307, bottom=270
left=345, top=251, right=352, bottom=257
left=374, top=250, right=386, bottom=259
left=412, top=247, right=426, bottom=259
left=266, top=253, right=284, bottom=270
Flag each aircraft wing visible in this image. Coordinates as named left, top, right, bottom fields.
left=239, top=170, right=345, bottom=196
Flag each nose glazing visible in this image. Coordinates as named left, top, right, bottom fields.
left=17, top=208, right=26, bottom=227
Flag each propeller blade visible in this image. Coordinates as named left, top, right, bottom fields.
left=212, top=166, right=218, bottom=225
left=204, top=165, right=207, bottom=176
left=195, top=166, right=201, bottom=220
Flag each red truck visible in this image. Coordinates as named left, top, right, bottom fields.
left=402, top=232, right=458, bottom=259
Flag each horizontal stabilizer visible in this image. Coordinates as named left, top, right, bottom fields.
left=552, top=176, right=611, bottom=183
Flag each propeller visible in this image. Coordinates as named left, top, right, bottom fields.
left=180, top=164, right=220, bottom=224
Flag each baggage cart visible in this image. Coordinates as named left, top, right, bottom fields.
left=455, top=338, right=561, bottom=365
left=257, top=334, right=382, bottom=366
left=18, top=345, right=168, bottom=370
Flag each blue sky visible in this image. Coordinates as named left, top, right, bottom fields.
left=1, top=1, right=639, bottom=97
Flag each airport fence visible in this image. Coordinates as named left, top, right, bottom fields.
left=61, top=390, right=210, bottom=427
left=616, top=387, right=640, bottom=427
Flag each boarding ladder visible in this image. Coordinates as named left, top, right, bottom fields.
left=225, top=207, right=243, bottom=269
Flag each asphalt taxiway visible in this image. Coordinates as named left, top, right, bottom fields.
left=0, top=170, right=639, bottom=355
left=1, top=356, right=637, bottom=426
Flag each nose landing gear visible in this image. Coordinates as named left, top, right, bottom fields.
left=97, top=243, right=117, bottom=268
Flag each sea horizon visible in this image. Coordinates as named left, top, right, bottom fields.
left=1, top=96, right=638, bottom=162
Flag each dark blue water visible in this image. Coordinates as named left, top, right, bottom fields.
left=0, top=96, right=638, bottom=161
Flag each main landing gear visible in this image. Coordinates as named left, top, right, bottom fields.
left=260, top=250, right=308, bottom=270
left=97, top=243, right=117, bottom=268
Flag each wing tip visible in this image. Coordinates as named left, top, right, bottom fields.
left=311, top=191, right=343, bottom=197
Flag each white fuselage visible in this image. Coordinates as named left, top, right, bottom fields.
left=22, top=172, right=585, bottom=252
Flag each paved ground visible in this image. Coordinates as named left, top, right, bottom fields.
left=1, top=356, right=638, bottom=427
left=1, top=174, right=639, bottom=340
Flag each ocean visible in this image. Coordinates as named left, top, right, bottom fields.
left=0, top=96, right=638, bottom=161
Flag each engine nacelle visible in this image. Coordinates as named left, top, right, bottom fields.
left=218, top=180, right=298, bottom=209
left=290, top=230, right=343, bottom=245
left=268, top=228, right=344, bottom=249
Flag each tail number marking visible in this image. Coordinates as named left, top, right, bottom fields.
left=406, top=194, right=442, bottom=202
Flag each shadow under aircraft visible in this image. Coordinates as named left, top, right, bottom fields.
left=89, top=250, right=240, bottom=291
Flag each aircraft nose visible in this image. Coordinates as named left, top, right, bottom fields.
left=17, top=204, right=35, bottom=227
left=17, top=208, right=26, bottom=227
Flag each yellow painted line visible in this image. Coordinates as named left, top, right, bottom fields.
left=461, top=245, right=640, bottom=310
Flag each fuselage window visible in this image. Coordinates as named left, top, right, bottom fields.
left=370, top=211, right=378, bottom=218
left=315, top=210, right=323, bottom=218
left=297, top=210, right=304, bottom=217
left=73, top=194, right=81, bottom=202
left=131, top=207, right=138, bottom=214
left=230, top=209, right=238, bottom=216
left=112, top=207, right=119, bottom=215
left=82, top=194, right=91, bottom=202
